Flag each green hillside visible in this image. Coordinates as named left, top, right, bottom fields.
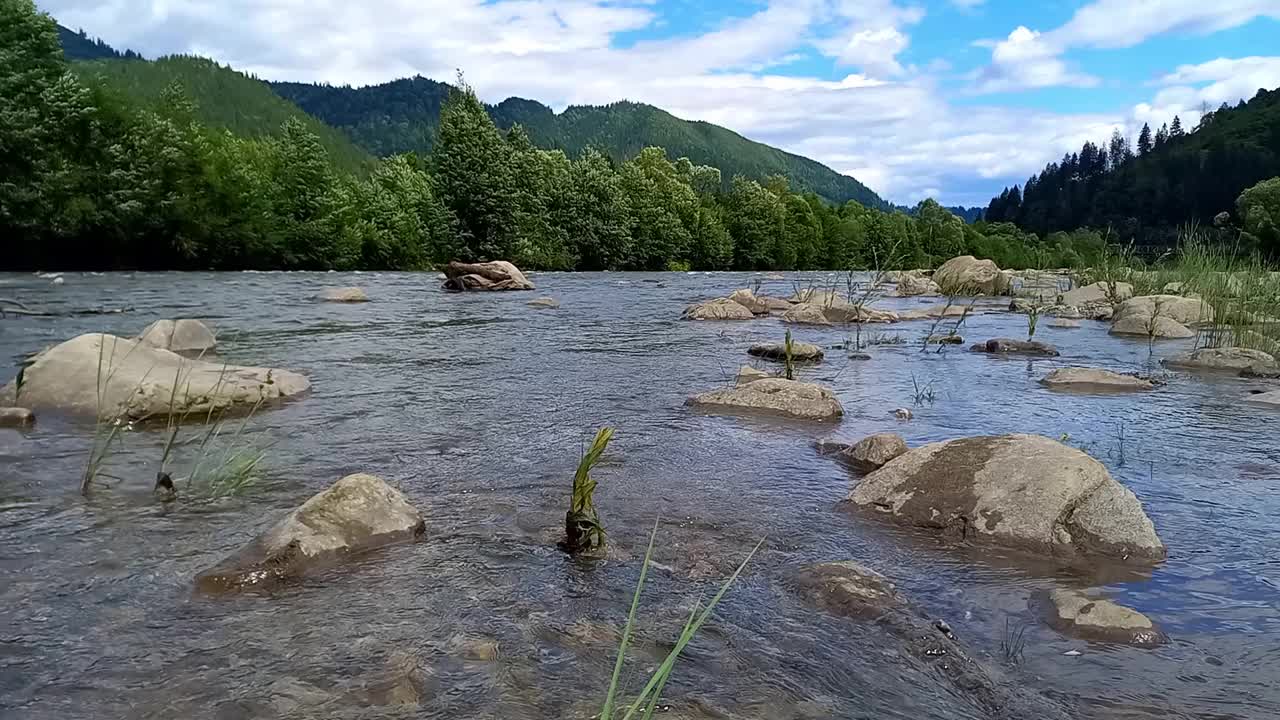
left=73, top=56, right=373, bottom=174
left=270, top=77, right=887, bottom=208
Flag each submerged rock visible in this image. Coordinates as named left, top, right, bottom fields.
left=0, top=333, right=309, bottom=421
left=843, top=433, right=909, bottom=471
left=318, top=287, right=370, bottom=303
left=933, top=256, right=1009, bottom=295
left=527, top=296, right=560, bottom=309
left=728, top=288, right=770, bottom=315
left=898, top=303, right=971, bottom=321
left=925, top=334, right=964, bottom=345
left=195, top=473, right=425, bottom=593
left=1164, top=347, right=1276, bottom=372
left=1037, top=589, right=1166, bottom=646
left=792, top=561, right=901, bottom=617
left=137, top=319, right=217, bottom=355
left=1109, top=315, right=1195, bottom=339
left=1247, top=389, right=1280, bottom=406
left=441, top=260, right=534, bottom=291
left=1114, top=294, right=1214, bottom=326
left=1049, top=318, right=1082, bottom=329
left=847, top=434, right=1166, bottom=563
left=970, top=338, right=1060, bottom=357
left=687, top=378, right=843, bottom=421
left=781, top=302, right=832, bottom=326
left=748, top=341, right=824, bottom=362
left=683, top=297, right=755, bottom=321
left=1040, top=367, right=1155, bottom=393
left=0, top=407, right=35, bottom=428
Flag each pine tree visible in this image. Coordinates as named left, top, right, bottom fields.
left=1137, top=123, right=1152, bottom=155
left=1170, top=115, right=1185, bottom=138
left=1154, top=123, right=1169, bottom=148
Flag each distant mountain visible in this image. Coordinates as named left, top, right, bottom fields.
left=71, top=56, right=372, bottom=174
left=270, top=76, right=888, bottom=209
left=57, top=24, right=140, bottom=61
left=985, top=86, right=1280, bottom=245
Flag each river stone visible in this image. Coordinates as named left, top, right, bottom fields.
left=318, top=287, right=369, bottom=303
left=823, top=305, right=899, bottom=324
left=195, top=473, right=425, bottom=593
left=1038, top=589, right=1166, bottom=646
left=895, top=273, right=939, bottom=297
left=728, top=288, right=770, bottom=315
left=1109, top=315, right=1195, bottom=339
left=686, top=378, right=843, bottom=421
left=1040, top=368, right=1154, bottom=392
left=898, top=303, right=970, bottom=321
left=682, top=297, right=755, bottom=320
left=1060, top=281, right=1133, bottom=308
left=1247, top=389, right=1280, bottom=406
left=970, top=338, right=1060, bottom=357
left=848, top=434, right=1166, bottom=562
left=760, top=295, right=794, bottom=312
left=844, top=433, right=909, bottom=471
left=0, top=407, right=35, bottom=428
left=527, top=296, right=560, bottom=309
left=748, top=341, right=824, bottom=362
left=782, top=302, right=832, bottom=326
left=736, top=366, right=771, bottom=385
left=1165, top=347, right=1276, bottom=372
left=792, top=561, right=901, bottom=617
left=0, top=333, right=309, bottom=421
left=925, top=334, right=964, bottom=345
left=1114, top=294, right=1214, bottom=326
left=933, top=256, right=1009, bottom=295
left=137, top=319, right=217, bottom=354
left=1049, top=318, right=1082, bottom=328
left=441, top=260, right=534, bottom=291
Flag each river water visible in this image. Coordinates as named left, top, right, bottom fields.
left=1, top=271, right=1278, bottom=720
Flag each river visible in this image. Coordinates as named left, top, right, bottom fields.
left=1, top=271, right=1278, bottom=719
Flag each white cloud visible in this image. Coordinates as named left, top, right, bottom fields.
left=970, top=26, right=1098, bottom=93
left=1131, top=55, right=1280, bottom=131
left=833, top=27, right=910, bottom=77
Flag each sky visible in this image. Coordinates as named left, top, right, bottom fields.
left=40, top=0, right=1280, bottom=207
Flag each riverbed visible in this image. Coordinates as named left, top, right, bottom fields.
left=2, top=271, right=1278, bottom=719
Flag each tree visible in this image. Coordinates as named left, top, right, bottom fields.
left=725, top=177, right=785, bottom=270
left=1237, top=177, right=1280, bottom=257
left=562, top=148, right=632, bottom=270
left=1137, top=123, right=1153, bottom=155
left=1169, top=115, right=1185, bottom=138
left=916, top=198, right=965, bottom=262
left=1154, top=123, right=1169, bottom=148
left=1107, top=129, right=1131, bottom=170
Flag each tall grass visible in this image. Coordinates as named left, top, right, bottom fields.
left=565, top=427, right=614, bottom=553
left=600, top=519, right=762, bottom=720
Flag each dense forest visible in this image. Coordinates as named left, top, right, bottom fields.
left=271, top=77, right=888, bottom=209
left=985, top=88, right=1280, bottom=251
left=56, top=25, right=141, bottom=61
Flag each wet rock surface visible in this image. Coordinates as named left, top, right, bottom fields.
left=527, top=296, right=561, bottom=309
left=1037, top=589, right=1167, bottom=646
left=1110, top=315, right=1195, bottom=339
left=970, top=338, right=1060, bottom=357
left=442, top=260, right=535, bottom=291
left=728, top=288, right=771, bottom=315
left=0, top=406, right=35, bottom=428
left=1165, top=347, right=1276, bottom=372
left=748, top=341, right=824, bottom=362
left=1040, top=367, right=1155, bottom=392
left=683, top=297, right=755, bottom=320
left=781, top=302, right=832, bottom=326
left=842, top=432, right=909, bottom=471
left=687, top=378, right=843, bottom=421
left=317, top=286, right=369, bottom=302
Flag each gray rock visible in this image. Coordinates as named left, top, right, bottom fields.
left=926, top=334, right=964, bottom=345
left=1247, top=389, right=1280, bottom=406
left=0, top=333, right=309, bottom=421
left=728, top=289, right=770, bottom=315
left=1114, top=294, right=1214, bottom=326
left=1059, top=281, right=1133, bottom=307
left=843, top=433, right=908, bottom=471
left=442, top=260, right=534, bottom=291
left=0, top=407, right=35, bottom=428
left=527, top=296, right=561, bottom=309
left=318, top=287, right=369, bottom=303
left=970, top=338, right=1060, bottom=357
left=848, top=352, right=872, bottom=361
left=782, top=302, right=832, bottom=326
left=687, top=378, right=843, bottom=421
left=1037, top=589, right=1166, bottom=646
left=682, top=297, right=755, bottom=321
left=822, top=305, right=899, bottom=324
left=195, top=473, right=425, bottom=592
left=898, top=303, right=971, bottom=321
left=137, top=319, right=217, bottom=354
left=1040, top=367, right=1154, bottom=393
left=748, top=341, right=824, bottom=362
left=792, top=561, right=900, bottom=617
left=933, top=256, right=1009, bottom=295
left=1109, top=315, right=1195, bottom=339
left=895, top=273, right=940, bottom=297
left=759, top=295, right=795, bottom=313
left=848, top=434, right=1166, bottom=562
left=1165, top=347, right=1276, bottom=372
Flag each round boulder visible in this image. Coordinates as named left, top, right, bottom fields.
left=1040, top=367, right=1154, bottom=393
left=682, top=298, right=755, bottom=321
left=1110, top=315, right=1195, bottom=339
left=137, top=319, right=217, bottom=354
left=748, top=341, right=824, bottom=362
left=1059, top=281, right=1133, bottom=308
left=848, top=434, right=1166, bottom=562
left=843, top=433, right=909, bottom=471
left=318, top=287, right=369, bottom=303
left=933, top=256, right=1009, bottom=295
left=1037, top=589, right=1166, bottom=646
left=728, top=289, right=770, bottom=315
left=441, top=260, right=535, bottom=291
left=687, top=378, right=843, bottom=421
left=782, top=302, right=832, bottom=326
left=1114, top=295, right=1213, bottom=326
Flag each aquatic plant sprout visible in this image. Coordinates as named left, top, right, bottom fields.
left=566, top=427, right=614, bottom=552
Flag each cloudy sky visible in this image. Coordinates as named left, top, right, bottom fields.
left=40, top=0, right=1280, bottom=207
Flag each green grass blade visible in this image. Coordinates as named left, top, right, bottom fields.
left=601, top=516, right=660, bottom=720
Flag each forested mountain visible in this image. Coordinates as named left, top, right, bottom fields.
left=72, top=56, right=372, bottom=173
left=986, top=87, right=1280, bottom=247
left=56, top=24, right=140, bottom=61
left=270, top=77, right=888, bottom=209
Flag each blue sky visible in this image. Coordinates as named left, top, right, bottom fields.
left=40, top=0, right=1280, bottom=207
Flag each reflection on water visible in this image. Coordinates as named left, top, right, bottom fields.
left=2, top=271, right=1279, bottom=719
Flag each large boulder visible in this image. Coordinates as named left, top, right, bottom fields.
left=843, top=433, right=909, bottom=471
left=687, top=378, right=843, bottom=421
left=894, top=273, right=940, bottom=297
left=138, top=319, right=217, bottom=355
left=195, top=473, right=425, bottom=593
left=441, top=261, right=534, bottom=291
left=1114, top=294, right=1213, bottom=326
left=1110, top=315, right=1195, bottom=339
left=1060, top=281, right=1133, bottom=308
left=1037, top=589, right=1166, bottom=646
left=748, top=341, right=824, bottom=362
left=682, top=297, right=755, bottom=321
left=0, top=333, right=310, bottom=421
left=970, top=338, right=1060, bottom=357
left=1040, top=367, right=1154, bottom=393
left=728, top=289, right=770, bottom=315
left=848, top=434, right=1166, bottom=562
left=933, top=256, right=1009, bottom=295
left=318, top=287, right=369, bottom=303
left=1164, top=347, right=1276, bottom=372
left=782, top=303, right=832, bottom=326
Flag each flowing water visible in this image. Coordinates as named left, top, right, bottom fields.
left=1, top=271, right=1278, bottom=720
